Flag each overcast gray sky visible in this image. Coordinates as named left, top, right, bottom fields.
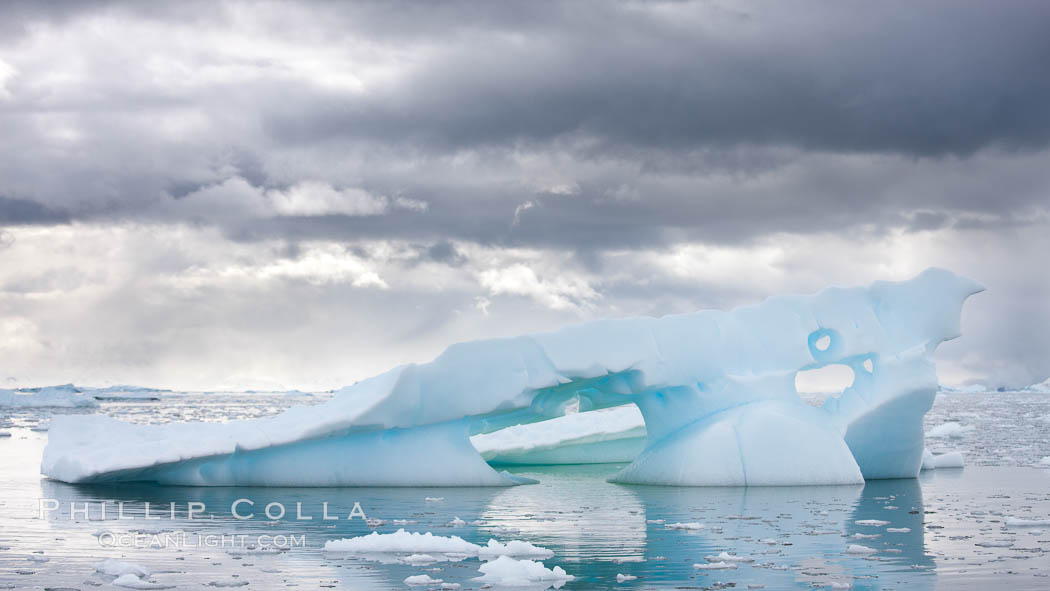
left=1, top=0, right=1048, bottom=390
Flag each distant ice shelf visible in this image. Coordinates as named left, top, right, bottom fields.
left=42, top=268, right=982, bottom=487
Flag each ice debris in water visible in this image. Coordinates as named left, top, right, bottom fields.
left=921, top=449, right=965, bottom=470
left=474, top=555, right=574, bottom=587
left=94, top=559, right=150, bottom=577
left=42, top=268, right=981, bottom=487
left=323, top=529, right=553, bottom=559
left=925, top=422, right=974, bottom=439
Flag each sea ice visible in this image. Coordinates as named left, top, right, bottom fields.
left=42, top=268, right=982, bottom=487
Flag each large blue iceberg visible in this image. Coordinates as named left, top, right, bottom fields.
left=42, top=268, right=982, bottom=487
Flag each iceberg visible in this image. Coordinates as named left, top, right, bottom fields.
left=1, top=384, right=99, bottom=408
left=42, top=268, right=982, bottom=487
left=1023, top=377, right=1050, bottom=393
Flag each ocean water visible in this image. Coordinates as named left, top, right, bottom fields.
left=1, top=391, right=1049, bottom=590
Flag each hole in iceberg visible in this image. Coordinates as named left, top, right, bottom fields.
left=795, top=364, right=855, bottom=406
left=815, top=335, right=831, bottom=351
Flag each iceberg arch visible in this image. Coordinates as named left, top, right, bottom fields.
left=42, top=268, right=982, bottom=487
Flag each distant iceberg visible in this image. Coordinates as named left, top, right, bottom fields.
left=42, top=268, right=982, bottom=487
left=1023, top=378, right=1050, bottom=393
left=1, top=384, right=99, bottom=408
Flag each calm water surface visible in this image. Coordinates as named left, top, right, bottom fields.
left=1, top=392, right=1048, bottom=590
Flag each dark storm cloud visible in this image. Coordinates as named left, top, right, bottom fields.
left=0, top=196, right=69, bottom=224
left=262, top=0, right=1050, bottom=156
left=1, top=0, right=1048, bottom=251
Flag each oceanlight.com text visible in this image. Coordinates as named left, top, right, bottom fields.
left=97, top=531, right=307, bottom=550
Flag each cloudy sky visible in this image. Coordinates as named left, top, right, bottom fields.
left=1, top=0, right=1048, bottom=391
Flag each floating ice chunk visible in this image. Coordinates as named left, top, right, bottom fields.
left=324, top=529, right=478, bottom=554
left=0, top=385, right=98, bottom=408
left=402, top=553, right=440, bottom=565
left=205, top=581, right=249, bottom=588
left=705, top=552, right=754, bottom=563
left=42, top=269, right=981, bottom=487
left=925, top=422, right=973, bottom=439
left=665, top=522, right=704, bottom=530
left=1004, top=517, right=1050, bottom=527
left=94, top=559, right=150, bottom=577
left=616, top=573, right=637, bottom=582
left=694, top=561, right=737, bottom=570
left=111, top=574, right=174, bottom=589
left=829, top=583, right=853, bottom=590
left=845, top=544, right=877, bottom=554
left=404, top=574, right=443, bottom=585
left=474, top=555, right=573, bottom=587
left=323, top=529, right=552, bottom=560
left=921, top=450, right=964, bottom=469
left=480, top=539, right=555, bottom=559
left=447, top=516, right=466, bottom=527
left=886, top=527, right=911, bottom=533
left=854, top=520, right=890, bottom=527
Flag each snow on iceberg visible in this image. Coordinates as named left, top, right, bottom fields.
left=42, top=268, right=982, bottom=487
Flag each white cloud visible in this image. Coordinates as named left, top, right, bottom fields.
left=511, top=200, right=536, bottom=226
left=267, top=181, right=390, bottom=217
left=478, top=263, right=598, bottom=311
left=0, top=58, right=17, bottom=101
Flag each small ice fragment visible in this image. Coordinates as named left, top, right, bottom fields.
left=425, top=497, right=444, bottom=502
left=112, top=574, right=174, bottom=590
left=846, top=544, right=877, bottom=554
left=474, top=556, right=573, bottom=586
left=886, top=528, right=911, bottom=533
left=854, top=520, right=890, bottom=526
left=404, top=574, right=443, bottom=586
left=705, top=552, right=754, bottom=563
left=403, top=554, right=439, bottom=565
left=94, top=559, right=150, bottom=577
left=665, top=522, right=704, bottom=530
left=616, top=573, right=637, bottom=582
left=447, top=517, right=466, bottom=527
left=925, top=422, right=973, bottom=439
left=694, top=561, right=737, bottom=570
left=1005, top=517, right=1050, bottom=527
